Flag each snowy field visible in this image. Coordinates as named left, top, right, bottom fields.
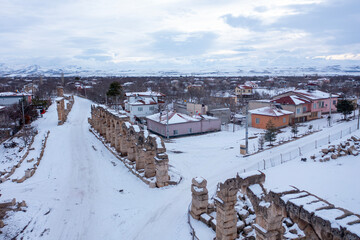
left=1, top=96, right=359, bottom=239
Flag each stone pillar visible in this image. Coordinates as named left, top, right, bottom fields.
left=155, top=152, right=169, bottom=187
left=144, top=136, right=157, bottom=178
left=56, top=98, right=65, bottom=125
left=57, top=86, right=64, bottom=97
left=190, top=177, right=208, bottom=220
left=135, top=131, right=146, bottom=170
left=215, top=183, right=238, bottom=240
left=120, top=122, right=129, bottom=156
left=127, top=126, right=136, bottom=162
left=114, top=121, right=121, bottom=152
left=253, top=203, right=284, bottom=240
left=105, top=116, right=111, bottom=142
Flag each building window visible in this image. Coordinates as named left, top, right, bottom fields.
left=138, top=107, right=143, bottom=111
left=188, top=128, right=192, bottom=133
left=313, top=103, right=316, bottom=109
left=173, top=130, right=178, bottom=135
left=333, top=100, right=336, bottom=105
left=303, top=106, right=306, bottom=112
left=283, top=117, right=286, bottom=123
left=255, top=118, right=260, bottom=124
left=296, top=108, right=301, bottom=114
left=149, top=106, right=154, bottom=111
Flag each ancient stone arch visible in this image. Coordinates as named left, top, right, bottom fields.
left=191, top=172, right=360, bottom=240
left=88, top=105, right=170, bottom=188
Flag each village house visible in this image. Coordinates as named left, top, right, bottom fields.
left=271, top=95, right=312, bottom=124
left=275, top=90, right=338, bottom=120
left=124, top=91, right=165, bottom=122
left=249, top=106, right=292, bottom=129
left=211, top=91, right=237, bottom=106
left=146, top=111, right=221, bottom=138
left=235, top=85, right=253, bottom=98
left=0, top=92, right=32, bottom=106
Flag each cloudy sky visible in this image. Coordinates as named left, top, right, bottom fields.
left=1, top=0, right=360, bottom=72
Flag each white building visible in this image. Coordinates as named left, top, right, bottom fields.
left=124, top=91, right=165, bottom=122
left=0, top=92, right=32, bottom=106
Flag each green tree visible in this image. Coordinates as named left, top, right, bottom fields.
left=106, top=82, right=123, bottom=108
left=264, top=120, right=277, bottom=146
left=291, top=123, right=299, bottom=138
left=336, top=99, right=355, bottom=120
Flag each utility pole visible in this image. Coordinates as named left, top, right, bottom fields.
left=328, top=93, right=332, bottom=127
left=21, top=100, right=25, bottom=126
left=166, top=102, right=169, bottom=139
left=245, top=104, right=249, bottom=154
left=357, top=104, right=360, bottom=130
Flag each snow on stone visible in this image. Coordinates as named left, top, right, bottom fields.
left=133, top=125, right=140, bottom=133
left=193, top=186, right=205, bottom=193
left=302, top=200, right=330, bottom=213
left=314, top=208, right=345, bottom=229
left=194, top=176, right=205, bottom=184
left=238, top=171, right=262, bottom=179
left=259, top=201, right=270, bottom=208
left=336, top=215, right=360, bottom=228
left=248, top=184, right=264, bottom=199
left=347, top=224, right=360, bottom=237
left=200, top=213, right=212, bottom=222
left=124, top=122, right=132, bottom=128
left=288, top=195, right=319, bottom=206
left=249, top=106, right=293, bottom=117
left=281, top=192, right=309, bottom=203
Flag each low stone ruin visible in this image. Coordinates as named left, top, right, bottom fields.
left=56, top=86, right=74, bottom=125
left=190, top=172, right=360, bottom=240
left=88, top=105, right=171, bottom=188
left=313, top=135, right=360, bottom=162
left=0, top=198, right=27, bottom=232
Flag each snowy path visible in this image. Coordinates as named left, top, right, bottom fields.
left=1, top=97, right=192, bottom=239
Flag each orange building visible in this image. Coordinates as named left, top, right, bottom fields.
left=249, top=107, right=292, bottom=129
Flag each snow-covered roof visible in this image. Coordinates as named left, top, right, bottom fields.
left=272, top=95, right=311, bottom=105
left=0, top=105, right=6, bottom=110
left=193, top=114, right=219, bottom=120
left=212, top=91, right=236, bottom=98
left=125, top=91, right=164, bottom=97
left=237, top=85, right=252, bottom=89
left=0, top=92, right=31, bottom=97
left=294, top=90, right=338, bottom=100
left=249, top=107, right=293, bottom=117
left=147, top=111, right=200, bottom=125
left=128, top=99, right=157, bottom=105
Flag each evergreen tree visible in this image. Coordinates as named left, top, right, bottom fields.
left=264, top=120, right=277, bottom=146
left=106, top=82, right=123, bottom=108
left=336, top=99, right=355, bottom=120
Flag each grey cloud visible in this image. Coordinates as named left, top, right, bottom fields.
left=221, top=14, right=263, bottom=30
left=271, top=0, right=360, bottom=45
left=150, top=31, right=217, bottom=57
left=74, top=55, right=112, bottom=61
left=64, top=37, right=105, bottom=48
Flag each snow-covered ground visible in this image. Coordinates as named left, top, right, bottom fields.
left=1, top=96, right=359, bottom=239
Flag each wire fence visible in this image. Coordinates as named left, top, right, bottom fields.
left=240, top=124, right=359, bottom=173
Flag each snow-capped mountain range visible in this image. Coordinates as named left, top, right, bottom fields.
left=0, top=63, right=360, bottom=77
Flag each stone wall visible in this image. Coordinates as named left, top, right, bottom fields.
left=56, top=86, right=74, bottom=125
left=191, top=172, right=360, bottom=240
left=88, top=105, right=170, bottom=188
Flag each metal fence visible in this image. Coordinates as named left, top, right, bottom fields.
left=240, top=124, right=358, bottom=173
